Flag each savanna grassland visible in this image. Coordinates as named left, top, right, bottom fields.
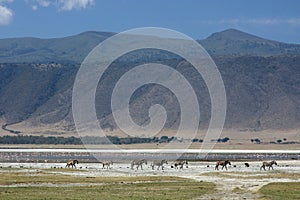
left=0, top=160, right=300, bottom=199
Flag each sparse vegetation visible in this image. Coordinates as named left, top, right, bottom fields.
left=0, top=135, right=156, bottom=145
left=0, top=135, right=235, bottom=145
left=251, top=138, right=261, bottom=144
left=211, top=137, right=230, bottom=143
left=259, top=182, right=300, bottom=200
left=0, top=170, right=215, bottom=200
left=202, top=172, right=300, bottom=180
left=1, top=55, right=300, bottom=134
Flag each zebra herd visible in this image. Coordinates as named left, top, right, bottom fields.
left=66, top=159, right=278, bottom=171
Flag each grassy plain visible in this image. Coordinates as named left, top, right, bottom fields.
left=0, top=169, right=215, bottom=200
left=259, top=182, right=300, bottom=200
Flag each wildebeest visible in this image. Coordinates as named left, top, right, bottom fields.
left=131, top=159, right=147, bottom=170
left=100, top=161, right=113, bottom=169
left=151, top=160, right=168, bottom=170
left=260, top=160, right=277, bottom=171
left=215, top=160, right=231, bottom=170
left=65, top=160, right=79, bottom=168
left=173, top=160, right=188, bottom=169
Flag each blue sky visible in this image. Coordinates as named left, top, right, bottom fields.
left=0, top=0, right=300, bottom=43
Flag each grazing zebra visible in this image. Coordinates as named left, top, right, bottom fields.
left=65, top=160, right=79, bottom=168
left=131, top=159, right=147, bottom=170
left=101, top=161, right=113, bottom=169
left=215, top=160, right=231, bottom=170
left=173, top=160, right=188, bottom=169
left=151, top=160, right=168, bottom=170
left=260, top=160, right=277, bottom=171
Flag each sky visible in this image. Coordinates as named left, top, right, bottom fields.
left=0, top=0, right=300, bottom=43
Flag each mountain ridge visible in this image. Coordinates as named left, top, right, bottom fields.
left=0, top=29, right=300, bottom=135
left=1, top=29, right=300, bottom=64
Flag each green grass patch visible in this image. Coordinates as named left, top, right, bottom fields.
left=232, top=187, right=245, bottom=194
left=0, top=170, right=215, bottom=200
left=0, top=182, right=215, bottom=200
left=259, top=182, right=300, bottom=200
left=0, top=170, right=190, bottom=185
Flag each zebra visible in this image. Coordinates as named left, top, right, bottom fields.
left=173, top=160, right=188, bottom=169
left=131, top=159, right=147, bottom=170
left=65, top=160, right=79, bottom=168
left=215, top=160, right=231, bottom=170
left=151, top=160, right=168, bottom=170
left=100, top=161, right=113, bottom=169
left=260, top=160, right=277, bottom=171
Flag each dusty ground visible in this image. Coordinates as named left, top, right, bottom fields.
left=0, top=160, right=299, bottom=200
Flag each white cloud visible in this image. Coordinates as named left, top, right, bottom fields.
left=57, top=0, right=94, bottom=11
left=28, top=0, right=94, bottom=11
left=37, top=0, right=50, bottom=7
left=199, top=17, right=300, bottom=26
left=28, top=0, right=51, bottom=10
left=31, top=5, right=37, bottom=10
left=0, top=0, right=13, bottom=25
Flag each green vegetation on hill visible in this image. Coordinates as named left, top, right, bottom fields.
left=0, top=135, right=230, bottom=145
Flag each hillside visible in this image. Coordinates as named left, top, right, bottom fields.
left=200, top=29, right=300, bottom=56
left=0, top=29, right=300, bottom=135
left=1, top=29, right=300, bottom=64
left=0, top=31, right=114, bottom=63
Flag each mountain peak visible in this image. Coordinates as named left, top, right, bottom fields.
left=206, top=28, right=267, bottom=42
left=199, top=28, right=300, bottom=56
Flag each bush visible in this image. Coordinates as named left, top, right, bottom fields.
left=254, top=138, right=261, bottom=144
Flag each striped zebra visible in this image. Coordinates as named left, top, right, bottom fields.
left=260, top=160, right=277, bottom=171
left=215, top=160, right=231, bottom=170
left=100, top=161, right=113, bottom=169
left=173, top=160, right=188, bottom=169
left=65, top=160, right=79, bottom=168
left=151, top=160, right=168, bottom=170
left=131, top=159, right=147, bottom=170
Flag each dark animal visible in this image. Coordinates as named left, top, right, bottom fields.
left=260, top=161, right=277, bottom=171
left=65, top=160, right=79, bottom=168
left=215, top=160, right=231, bottom=170
left=173, top=160, right=188, bottom=169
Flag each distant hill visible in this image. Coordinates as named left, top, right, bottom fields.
left=0, top=31, right=114, bottom=63
left=1, top=29, right=300, bottom=64
left=0, top=29, right=300, bottom=134
left=199, top=29, right=300, bottom=56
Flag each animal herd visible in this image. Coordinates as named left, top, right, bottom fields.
left=65, top=159, right=278, bottom=171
